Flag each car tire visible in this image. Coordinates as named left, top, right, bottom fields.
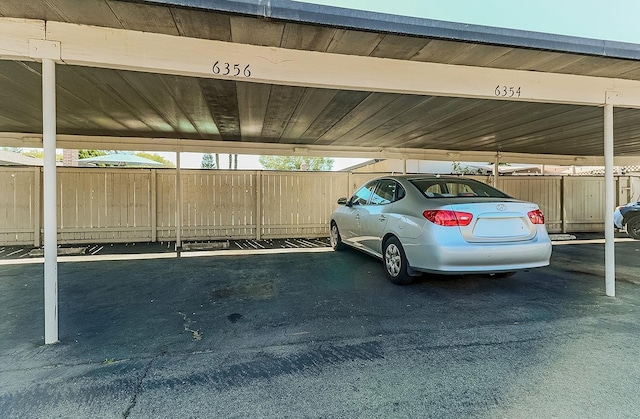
left=330, top=222, right=346, bottom=250
left=626, top=215, right=640, bottom=240
left=383, top=237, right=414, bottom=285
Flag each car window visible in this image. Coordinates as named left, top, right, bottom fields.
left=351, top=181, right=377, bottom=205
left=370, top=180, right=396, bottom=205
left=410, top=178, right=510, bottom=198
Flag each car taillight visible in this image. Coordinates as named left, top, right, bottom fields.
left=528, top=209, right=545, bottom=225
left=423, top=210, right=473, bottom=227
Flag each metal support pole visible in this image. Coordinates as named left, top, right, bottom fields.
left=43, top=58, right=58, bottom=344
left=493, top=154, right=500, bottom=187
left=402, top=159, right=407, bottom=175
left=604, top=103, right=615, bottom=297
left=175, top=152, right=182, bottom=253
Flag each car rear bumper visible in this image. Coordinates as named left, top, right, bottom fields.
left=403, top=236, right=552, bottom=275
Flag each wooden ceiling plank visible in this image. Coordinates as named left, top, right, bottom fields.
left=331, top=95, right=427, bottom=146
left=325, top=29, right=385, bottom=56
left=314, top=92, right=397, bottom=145
left=299, top=90, right=372, bottom=143
left=260, top=85, right=305, bottom=142
left=230, top=15, right=284, bottom=46
left=197, top=78, right=238, bottom=140
left=370, top=98, right=507, bottom=148
left=280, top=23, right=336, bottom=52
left=448, top=44, right=514, bottom=66
left=237, top=81, right=271, bottom=141
left=171, top=7, right=231, bottom=41
left=160, top=74, right=220, bottom=137
left=108, top=1, right=179, bottom=35
left=385, top=99, right=516, bottom=149
left=352, top=96, right=456, bottom=147
left=0, top=0, right=63, bottom=20
left=370, top=35, right=430, bottom=60
left=281, top=88, right=338, bottom=140
left=396, top=103, right=585, bottom=150
left=51, top=0, right=122, bottom=28
left=410, top=39, right=477, bottom=64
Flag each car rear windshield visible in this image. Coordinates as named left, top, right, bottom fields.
left=409, top=178, right=511, bottom=199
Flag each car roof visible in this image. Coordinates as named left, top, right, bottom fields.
left=374, top=175, right=478, bottom=182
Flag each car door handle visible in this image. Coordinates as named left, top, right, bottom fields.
left=378, top=215, right=386, bottom=222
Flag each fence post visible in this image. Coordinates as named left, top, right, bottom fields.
left=34, top=166, right=41, bottom=247
left=151, top=169, right=157, bottom=242
left=561, top=176, right=567, bottom=234
left=256, top=170, right=262, bottom=240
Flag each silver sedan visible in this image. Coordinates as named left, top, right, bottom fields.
left=330, top=175, right=552, bottom=284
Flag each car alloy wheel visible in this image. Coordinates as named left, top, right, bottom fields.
left=383, top=237, right=413, bottom=285
left=330, top=222, right=345, bottom=250
left=627, top=216, right=640, bottom=240
left=385, top=243, right=401, bottom=277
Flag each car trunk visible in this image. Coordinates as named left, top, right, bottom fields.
left=448, top=201, right=538, bottom=243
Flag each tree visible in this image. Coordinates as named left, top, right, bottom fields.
left=201, top=153, right=216, bottom=169
left=3, top=147, right=62, bottom=161
left=452, top=162, right=481, bottom=175
left=258, top=156, right=334, bottom=171
left=78, top=149, right=109, bottom=159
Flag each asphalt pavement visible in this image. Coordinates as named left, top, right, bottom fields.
left=1, top=237, right=640, bottom=418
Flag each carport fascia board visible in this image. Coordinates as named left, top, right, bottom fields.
left=2, top=132, right=638, bottom=167
left=3, top=18, right=640, bottom=108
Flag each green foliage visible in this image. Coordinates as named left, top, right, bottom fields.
left=3, top=147, right=62, bottom=161
left=258, top=156, right=334, bottom=171
left=201, top=153, right=216, bottom=169
left=452, top=161, right=480, bottom=175
left=78, top=149, right=109, bottom=159
left=135, top=152, right=174, bottom=167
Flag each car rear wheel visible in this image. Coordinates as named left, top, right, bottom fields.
left=383, top=237, right=413, bottom=285
left=626, top=215, right=640, bottom=240
left=330, top=222, right=345, bottom=250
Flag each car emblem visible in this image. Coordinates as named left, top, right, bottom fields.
left=496, top=204, right=507, bottom=211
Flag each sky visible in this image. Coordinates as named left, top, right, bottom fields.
left=154, top=152, right=367, bottom=171
left=297, top=0, right=640, bottom=44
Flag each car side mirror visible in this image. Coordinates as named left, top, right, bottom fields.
left=337, top=197, right=349, bottom=206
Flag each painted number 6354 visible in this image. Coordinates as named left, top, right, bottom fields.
left=495, top=85, right=521, bottom=98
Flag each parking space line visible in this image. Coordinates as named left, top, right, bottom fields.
left=0, top=246, right=333, bottom=265
left=553, top=238, right=636, bottom=245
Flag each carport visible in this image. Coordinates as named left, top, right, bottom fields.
left=1, top=0, right=639, bottom=344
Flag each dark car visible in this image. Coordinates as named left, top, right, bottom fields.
left=613, top=201, right=640, bottom=240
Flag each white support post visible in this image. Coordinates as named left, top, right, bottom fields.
left=42, top=58, right=58, bottom=344
left=493, top=154, right=500, bottom=187
left=402, top=159, right=407, bottom=175
left=175, top=152, right=182, bottom=253
left=604, top=103, right=615, bottom=297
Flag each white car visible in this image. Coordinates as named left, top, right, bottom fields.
left=330, top=175, right=552, bottom=284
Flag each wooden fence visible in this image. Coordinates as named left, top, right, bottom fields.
left=0, top=166, right=635, bottom=245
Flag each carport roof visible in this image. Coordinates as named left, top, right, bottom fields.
left=1, top=0, right=640, bottom=162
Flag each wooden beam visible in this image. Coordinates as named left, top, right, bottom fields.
left=2, top=18, right=640, bottom=108
left=2, top=132, right=639, bottom=166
